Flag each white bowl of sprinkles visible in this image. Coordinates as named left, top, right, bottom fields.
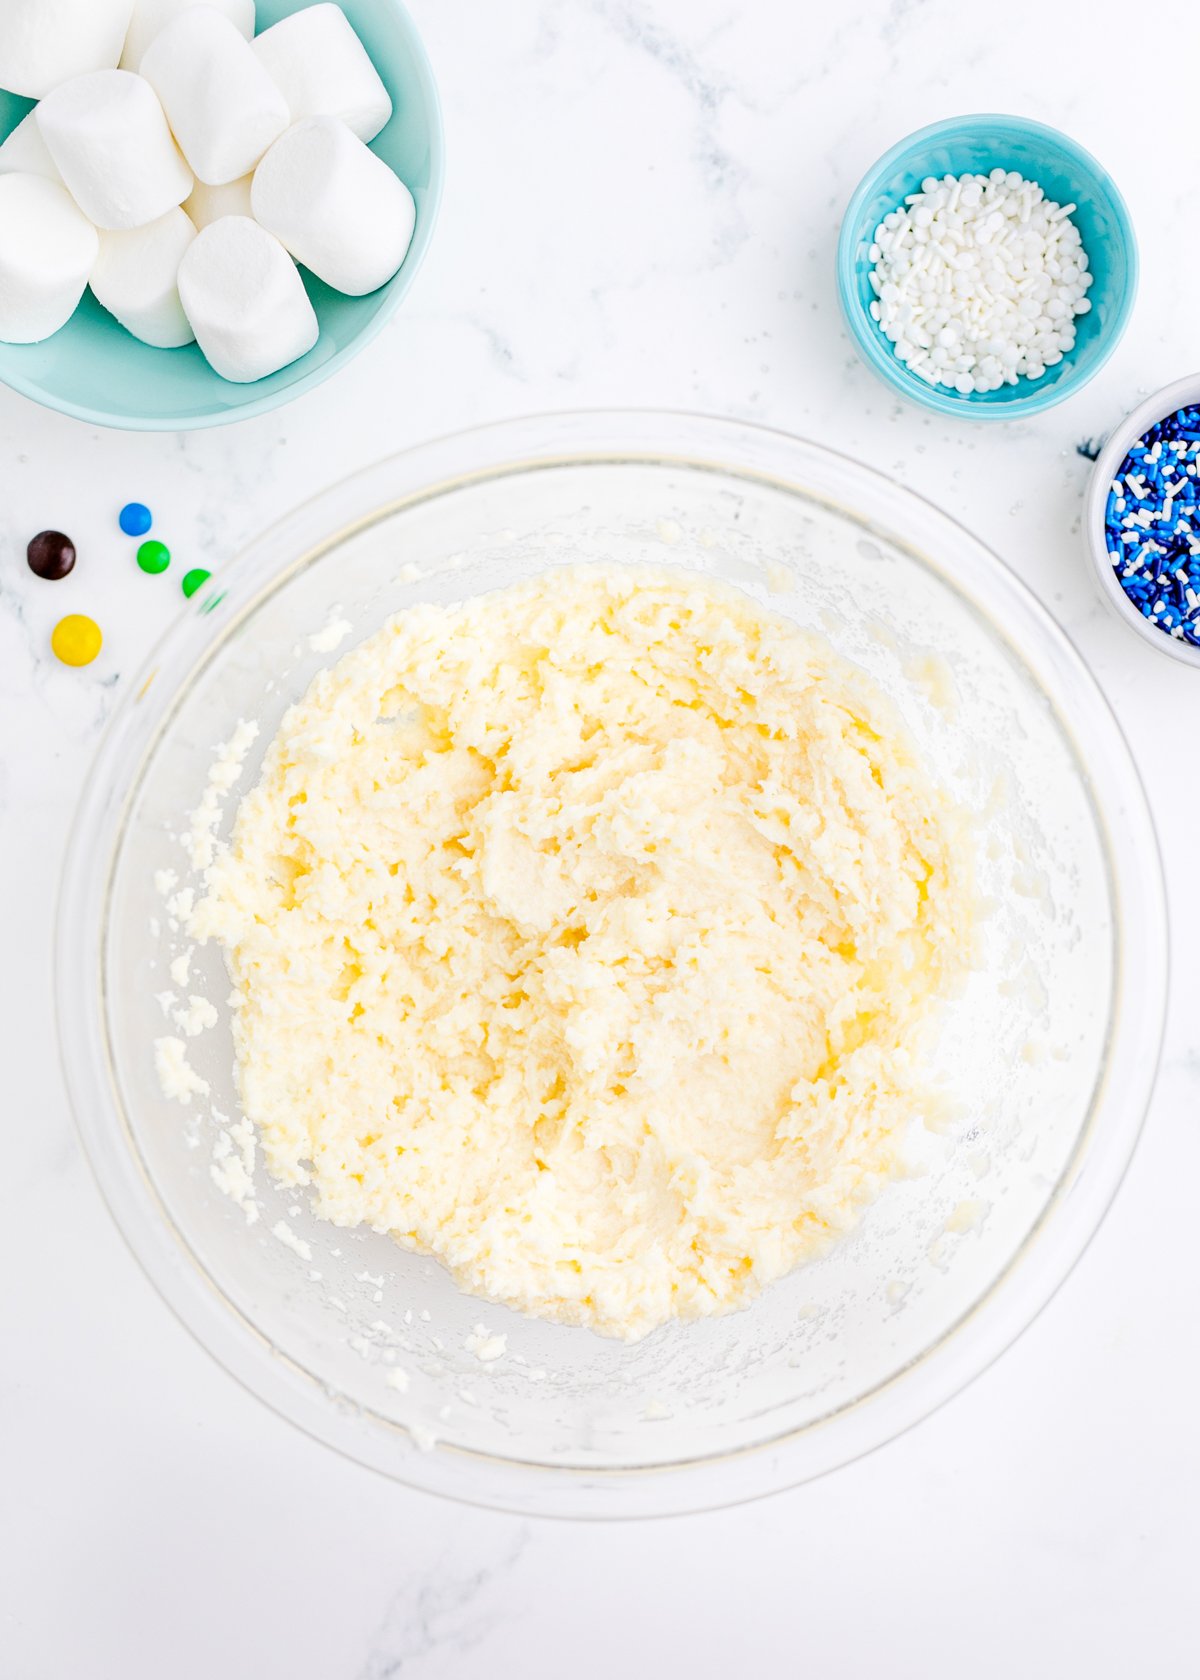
left=1085, top=373, right=1200, bottom=668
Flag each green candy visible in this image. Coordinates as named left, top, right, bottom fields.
left=182, top=567, right=211, bottom=598
left=136, top=539, right=170, bottom=575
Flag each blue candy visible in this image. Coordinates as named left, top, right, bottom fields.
left=119, top=501, right=152, bottom=537
left=1104, top=403, right=1200, bottom=647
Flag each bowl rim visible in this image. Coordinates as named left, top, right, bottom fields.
left=836, top=111, right=1139, bottom=420
left=1083, top=372, right=1200, bottom=669
left=55, top=409, right=1169, bottom=1517
left=0, top=0, right=445, bottom=433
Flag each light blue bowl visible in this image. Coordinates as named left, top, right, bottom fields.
left=0, top=0, right=443, bottom=430
left=836, top=114, right=1137, bottom=419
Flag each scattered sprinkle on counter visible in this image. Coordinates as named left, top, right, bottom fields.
left=51, top=613, right=102, bottom=667
left=1104, top=403, right=1200, bottom=646
left=182, top=567, right=211, bottom=598
left=137, top=539, right=171, bottom=575
left=868, top=169, right=1093, bottom=394
left=119, top=502, right=153, bottom=536
left=26, top=529, right=76, bottom=580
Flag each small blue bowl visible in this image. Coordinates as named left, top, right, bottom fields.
left=0, top=0, right=444, bottom=431
left=836, top=114, right=1137, bottom=420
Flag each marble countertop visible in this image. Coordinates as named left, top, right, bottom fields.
left=2, top=1, right=1197, bottom=1674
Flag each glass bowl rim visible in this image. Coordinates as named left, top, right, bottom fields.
left=55, top=408, right=1168, bottom=1517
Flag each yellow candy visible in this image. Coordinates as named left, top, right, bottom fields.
left=51, top=614, right=102, bottom=667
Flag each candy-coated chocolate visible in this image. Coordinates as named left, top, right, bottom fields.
left=119, top=501, right=152, bottom=536
left=51, top=613, right=102, bottom=666
left=137, top=539, right=171, bottom=574
left=27, top=529, right=76, bottom=580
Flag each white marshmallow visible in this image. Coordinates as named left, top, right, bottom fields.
left=184, top=174, right=254, bottom=230
left=120, top=0, right=254, bottom=72
left=0, top=174, right=99, bottom=343
left=252, top=117, right=414, bottom=296
left=0, top=113, right=64, bottom=186
left=37, top=69, right=191, bottom=230
left=91, top=206, right=197, bottom=347
left=178, top=215, right=317, bottom=381
left=141, top=7, right=288, bottom=186
left=0, top=0, right=134, bottom=100
left=252, top=4, right=391, bottom=143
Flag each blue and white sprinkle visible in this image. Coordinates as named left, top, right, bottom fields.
left=1104, top=403, right=1200, bottom=646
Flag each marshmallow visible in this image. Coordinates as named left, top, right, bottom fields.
left=0, top=174, right=99, bottom=343
left=252, top=117, right=414, bottom=296
left=252, top=4, right=392, bottom=143
left=0, top=0, right=134, bottom=100
left=91, top=206, right=197, bottom=347
left=178, top=216, right=318, bottom=381
left=184, top=174, right=254, bottom=230
left=0, top=113, right=64, bottom=186
left=37, top=69, right=192, bottom=230
left=141, top=8, right=289, bottom=186
left=120, top=0, right=255, bottom=72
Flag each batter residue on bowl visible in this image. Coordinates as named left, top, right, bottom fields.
left=189, top=565, right=973, bottom=1339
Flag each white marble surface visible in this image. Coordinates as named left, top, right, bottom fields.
left=2, top=1, right=1198, bottom=1673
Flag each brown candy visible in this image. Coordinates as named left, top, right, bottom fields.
left=27, top=530, right=76, bottom=581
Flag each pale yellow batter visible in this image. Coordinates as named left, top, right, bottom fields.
left=190, top=566, right=972, bottom=1339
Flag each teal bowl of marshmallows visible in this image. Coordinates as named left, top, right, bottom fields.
left=0, top=0, right=444, bottom=431
left=837, top=114, right=1137, bottom=419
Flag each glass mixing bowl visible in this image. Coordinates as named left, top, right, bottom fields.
left=57, top=412, right=1167, bottom=1517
